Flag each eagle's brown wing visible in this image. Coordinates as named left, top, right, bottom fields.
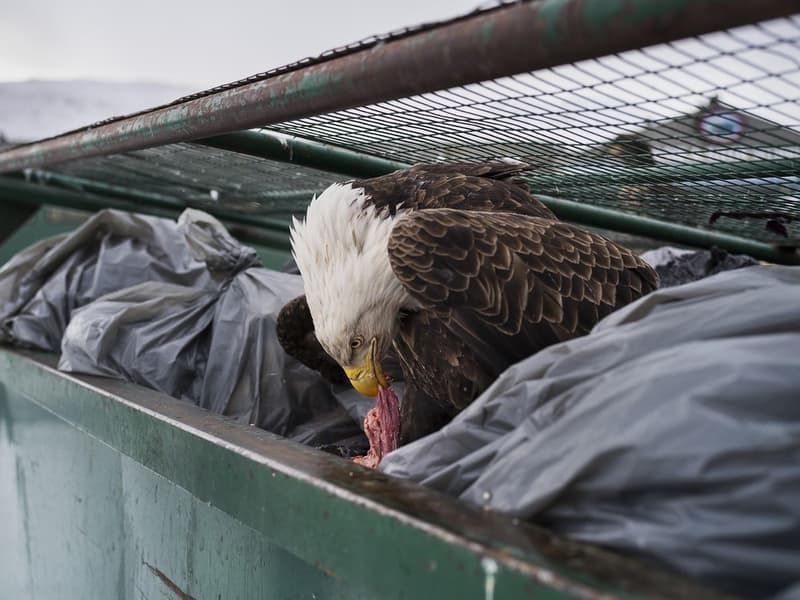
left=388, top=209, right=658, bottom=377
left=276, top=295, right=407, bottom=387
left=405, top=160, right=531, bottom=181
left=352, top=161, right=554, bottom=220
left=276, top=295, right=349, bottom=385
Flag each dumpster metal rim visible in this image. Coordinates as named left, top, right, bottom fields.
left=2, top=347, right=733, bottom=600
left=11, top=351, right=591, bottom=595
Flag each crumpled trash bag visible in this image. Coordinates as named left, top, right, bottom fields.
left=0, top=208, right=246, bottom=350
left=641, top=245, right=759, bottom=287
left=57, top=269, right=347, bottom=435
left=639, top=245, right=694, bottom=267
left=59, top=281, right=217, bottom=403
left=0, top=208, right=365, bottom=442
left=382, top=265, right=800, bottom=598
left=773, top=582, right=800, bottom=600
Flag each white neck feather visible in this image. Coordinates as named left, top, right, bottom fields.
left=290, top=183, right=410, bottom=362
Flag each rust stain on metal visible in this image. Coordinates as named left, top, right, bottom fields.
left=143, top=561, right=196, bottom=600
left=313, top=561, right=338, bottom=578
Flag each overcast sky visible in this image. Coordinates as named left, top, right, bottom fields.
left=0, top=0, right=482, bottom=90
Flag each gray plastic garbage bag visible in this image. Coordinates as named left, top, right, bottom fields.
left=641, top=245, right=759, bottom=287
left=382, top=265, right=800, bottom=597
left=191, top=267, right=348, bottom=434
left=774, top=582, right=800, bottom=600
left=0, top=208, right=364, bottom=442
left=59, top=281, right=216, bottom=402
left=58, top=269, right=347, bottom=435
left=0, top=208, right=249, bottom=350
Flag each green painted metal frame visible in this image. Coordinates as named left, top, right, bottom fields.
left=528, top=158, right=800, bottom=190
left=25, top=167, right=322, bottom=205
left=0, top=175, right=294, bottom=251
left=189, top=129, right=800, bottom=262
left=0, top=0, right=796, bottom=262
left=197, top=129, right=800, bottom=195
left=538, top=195, right=800, bottom=263
left=198, top=130, right=800, bottom=189
left=198, top=130, right=408, bottom=178
left=3, top=170, right=798, bottom=264
left=0, top=348, right=730, bottom=600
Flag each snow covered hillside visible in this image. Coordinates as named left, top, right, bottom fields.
left=0, top=80, right=195, bottom=142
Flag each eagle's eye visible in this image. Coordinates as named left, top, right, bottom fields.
left=350, top=335, right=364, bottom=350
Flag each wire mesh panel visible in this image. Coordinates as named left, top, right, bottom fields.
left=268, top=15, right=800, bottom=245
left=33, top=144, right=342, bottom=217
left=15, top=11, right=800, bottom=249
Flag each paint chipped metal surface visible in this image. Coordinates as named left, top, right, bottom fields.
left=0, top=0, right=796, bottom=173
left=0, top=348, right=736, bottom=599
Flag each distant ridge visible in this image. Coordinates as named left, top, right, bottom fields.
left=0, top=80, right=196, bottom=142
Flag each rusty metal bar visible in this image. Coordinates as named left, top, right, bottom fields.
left=0, top=0, right=796, bottom=173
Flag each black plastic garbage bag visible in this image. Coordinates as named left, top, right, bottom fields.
left=641, top=245, right=759, bottom=287
left=382, top=265, right=800, bottom=597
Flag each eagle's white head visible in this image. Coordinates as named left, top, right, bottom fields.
left=290, top=182, right=411, bottom=396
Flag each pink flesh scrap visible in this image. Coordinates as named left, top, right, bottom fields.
left=352, top=384, right=401, bottom=469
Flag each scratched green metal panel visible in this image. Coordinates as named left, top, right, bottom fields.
left=0, top=206, right=86, bottom=266
left=0, top=391, right=125, bottom=599
left=119, top=455, right=354, bottom=600
left=0, top=387, right=33, bottom=599
left=0, top=358, right=552, bottom=600
left=0, top=388, right=359, bottom=600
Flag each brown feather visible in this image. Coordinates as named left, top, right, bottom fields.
left=352, top=161, right=555, bottom=220
left=388, top=209, right=657, bottom=381
left=276, top=295, right=349, bottom=386
left=280, top=162, right=659, bottom=446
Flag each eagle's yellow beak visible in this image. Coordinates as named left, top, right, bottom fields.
left=344, top=338, right=388, bottom=397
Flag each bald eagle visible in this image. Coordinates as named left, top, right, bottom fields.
left=277, top=162, right=658, bottom=462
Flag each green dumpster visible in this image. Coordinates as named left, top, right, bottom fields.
left=1, top=1, right=798, bottom=598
